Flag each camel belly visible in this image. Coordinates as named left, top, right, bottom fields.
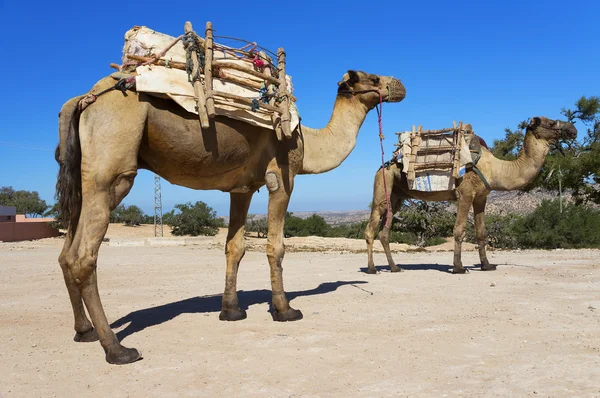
left=140, top=99, right=272, bottom=191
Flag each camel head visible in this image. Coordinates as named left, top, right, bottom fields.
left=337, top=70, right=406, bottom=108
left=528, top=116, right=577, bottom=142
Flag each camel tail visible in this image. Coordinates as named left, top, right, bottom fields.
left=55, top=97, right=84, bottom=233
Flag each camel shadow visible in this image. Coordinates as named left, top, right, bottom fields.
left=359, top=264, right=477, bottom=274
left=111, top=280, right=367, bottom=342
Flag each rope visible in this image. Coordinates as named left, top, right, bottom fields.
left=376, top=91, right=392, bottom=228
left=183, top=31, right=206, bottom=82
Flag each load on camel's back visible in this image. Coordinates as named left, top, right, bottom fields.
left=55, top=20, right=406, bottom=364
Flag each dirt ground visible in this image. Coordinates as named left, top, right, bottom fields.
left=1, top=225, right=599, bottom=397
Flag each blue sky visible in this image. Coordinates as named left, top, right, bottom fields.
left=0, top=0, right=598, bottom=217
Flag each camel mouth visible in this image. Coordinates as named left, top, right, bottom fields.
left=385, top=78, right=406, bottom=102
left=559, top=122, right=577, bottom=140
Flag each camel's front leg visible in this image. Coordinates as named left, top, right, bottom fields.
left=220, top=192, right=253, bottom=321
left=473, top=195, right=495, bottom=271
left=266, top=171, right=302, bottom=322
left=452, top=192, right=475, bottom=274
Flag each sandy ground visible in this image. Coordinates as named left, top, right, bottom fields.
left=1, top=226, right=599, bottom=397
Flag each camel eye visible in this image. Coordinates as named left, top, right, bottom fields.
left=371, top=76, right=380, bottom=85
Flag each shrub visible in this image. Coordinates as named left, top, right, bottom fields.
left=513, top=200, right=600, bottom=249
left=164, top=201, right=225, bottom=236
left=392, top=201, right=455, bottom=246
left=246, top=215, right=268, bottom=238
left=110, top=204, right=145, bottom=226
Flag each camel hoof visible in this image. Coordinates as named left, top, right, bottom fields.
left=390, top=266, right=404, bottom=273
left=74, top=328, right=99, bottom=343
left=105, top=345, right=143, bottom=365
left=452, top=267, right=468, bottom=274
left=481, top=264, right=497, bottom=271
left=219, top=308, right=247, bottom=321
left=272, top=308, right=303, bottom=322
left=366, top=268, right=378, bottom=275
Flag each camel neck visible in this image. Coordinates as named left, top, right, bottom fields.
left=299, top=96, right=370, bottom=175
left=485, top=131, right=551, bottom=191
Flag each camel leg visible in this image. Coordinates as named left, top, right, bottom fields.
left=58, top=230, right=98, bottom=342
left=266, top=171, right=302, bottom=322
left=473, top=195, right=495, bottom=271
left=379, top=196, right=403, bottom=273
left=220, top=192, right=253, bottom=321
left=452, top=192, right=474, bottom=274
left=63, top=171, right=141, bottom=364
left=365, top=202, right=383, bottom=274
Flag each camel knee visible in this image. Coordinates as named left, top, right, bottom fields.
left=265, top=172, right=280, bottom=192
left=453, top=227, right=466, bottom=243
left=266, top=243, right=285, bottom=264
left=226, top=240, right=246, bottom=264
left=67, top=255, right=98, bottom=284
left=110, top=171, right=137, bottom=209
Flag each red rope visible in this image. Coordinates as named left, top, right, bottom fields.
left=377, top=92, right=392, bottom=228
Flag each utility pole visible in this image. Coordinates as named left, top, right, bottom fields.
left=154, top=175, right=163, bottom=237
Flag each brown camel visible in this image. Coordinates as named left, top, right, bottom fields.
left=365, top=117, right=576, bottom=274
left=55, top=70, right=405, bottom=364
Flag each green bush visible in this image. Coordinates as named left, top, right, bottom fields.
left=391, top=201, right=455, bottom=246
left=284, top=213, right=330, bottom=237
left=465, top=213, right=521, bottom=249
left=513, top=200, right=600, bottom=249
left=329, top=221, right=368, bottom=239
left=246, top=215, right=268, bottom=238
left=110, top=204, right=145, bottom=226
left=164, top=201, right=225, bottom=236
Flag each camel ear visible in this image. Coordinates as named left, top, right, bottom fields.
left=530, top=117, right=541, bottom=127
left=346, top=70, right=360, bottom=85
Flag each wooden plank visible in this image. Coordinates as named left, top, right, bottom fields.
left=184, top=21, right=209, bottom=128
left=126, top=54, right=186, bottom=70
left=407, top=125, right=421, bottom=183
left=416, top=146, right=456, bottom=154
left=452, top=121, right=463, bottom=179
left=214, top=91, right=282, bottom=113
left=260, top=50, right=283, bottom=140
left=204, top=21, right=216, bottom=118
left=277, top=48, right=292, bottom=139
left=414, top=162, right=454, bottom=170
left=213, top=60, right=280, bottom=85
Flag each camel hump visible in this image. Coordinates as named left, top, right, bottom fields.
left=478, top=136, right=489, bottom=149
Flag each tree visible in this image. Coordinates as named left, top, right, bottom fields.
left=245, top=214, right=268, bottom=238
left=163, top=201, right=225, bottom=236
left=110, top=204, right=146, bottom=226
left=44, top=202, right=66, bottom=229
left=392, top=201, right=455, bottom=247
left=0, top=186, right=49, bottom=217
left=491, top=96, right=600, bottom=203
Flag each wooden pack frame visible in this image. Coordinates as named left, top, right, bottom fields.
left=184, top=21, right=293, bottom=140
left=394, top=121, right=465, bottom=187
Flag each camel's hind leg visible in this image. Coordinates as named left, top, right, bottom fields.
left=64, top=171, right=140, bottom=364
left=220, top=192, right=253, bottom=321
left=58, top=231, right=98, bottom=342
left=378, top=195, right=403, bottom=273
